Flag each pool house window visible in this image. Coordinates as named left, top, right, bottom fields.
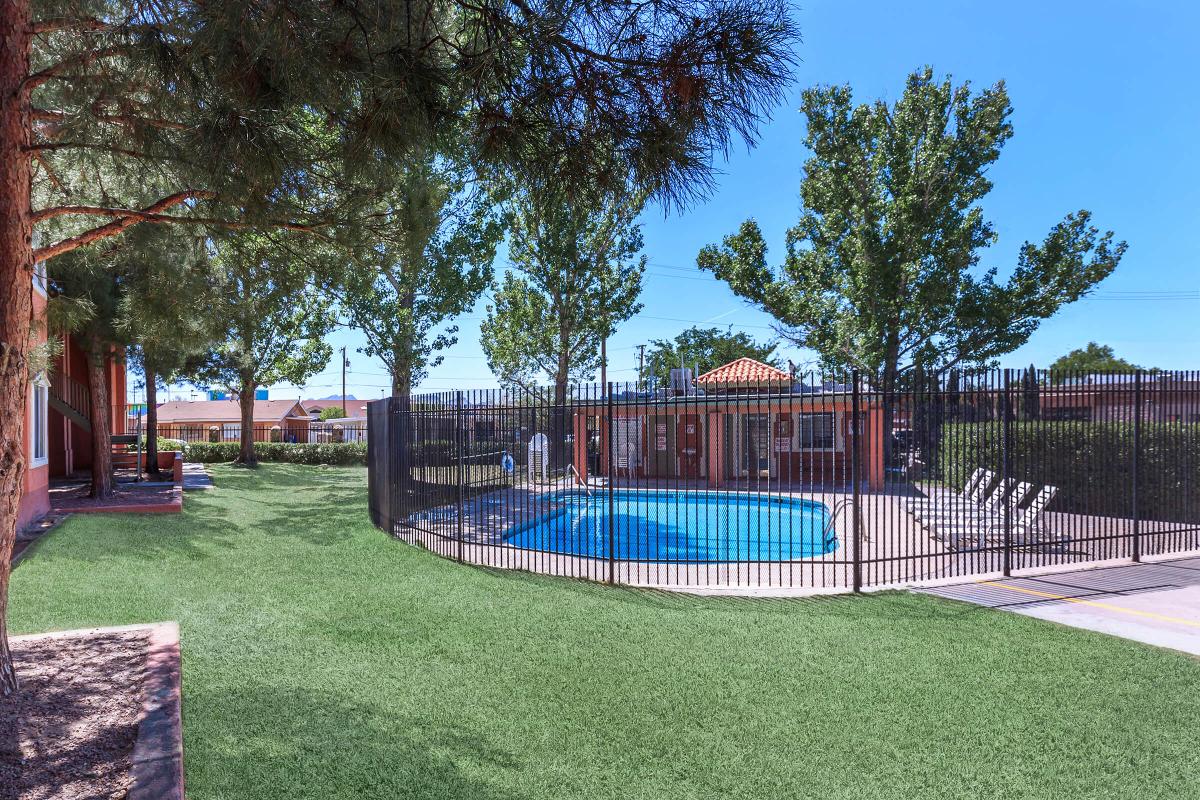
left=795, top=412, right=837, bottom=450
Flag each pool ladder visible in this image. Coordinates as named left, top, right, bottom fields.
left=822, top=498, right=867, bottom=544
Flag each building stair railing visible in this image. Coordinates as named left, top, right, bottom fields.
left=49, top=372, right=92, bottom=431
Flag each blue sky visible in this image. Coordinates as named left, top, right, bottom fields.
left=146, top=0, right=1200, bottom=404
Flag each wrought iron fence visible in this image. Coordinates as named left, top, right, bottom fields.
left=366, top=370, right=1200, bottom=592
left=157, top=422, right=368, bottom=444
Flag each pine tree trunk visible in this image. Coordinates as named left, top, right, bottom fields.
left=87, top=345, right=115, bottom=499
left=236, top=381, right=257, bottom=466
left=145, top=364, right=160, bottom=477
left=0, top=0, right=34, bottom=697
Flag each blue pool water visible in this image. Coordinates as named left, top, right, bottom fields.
left=505, top=490, right=835, bottom=562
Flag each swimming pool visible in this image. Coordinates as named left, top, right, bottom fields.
left=505, top=490, right=835, bottom=562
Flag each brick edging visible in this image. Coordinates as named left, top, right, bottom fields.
left=130, top=622, right=185, bottom=800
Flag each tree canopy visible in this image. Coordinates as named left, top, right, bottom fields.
left=341, top=145, right=506, bottom=396
left=481, top=185, right=647, bottom=400
left=191, top=232, right=337, bottom=465
left=1050, top=343, right=1140, bottom=377
left=645, top=326, right=779, bottom=385
left=697, top=68, right=1126, bottom=391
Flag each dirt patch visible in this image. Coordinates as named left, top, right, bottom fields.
left=0, top=629, right=149, bottom=800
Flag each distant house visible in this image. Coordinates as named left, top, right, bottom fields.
left=301, top=397, right=366, bottom=420
left=156, top=399, right=311, bottom=442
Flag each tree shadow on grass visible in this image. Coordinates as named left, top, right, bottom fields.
left=185, top=683, right=526, bottom=800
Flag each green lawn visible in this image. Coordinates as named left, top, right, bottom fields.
left=10, top=465, right=1200, bottom=799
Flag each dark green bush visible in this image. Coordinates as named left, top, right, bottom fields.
left=183, top=441, right=367, bottom=466
left=937, top=421, right=1200, bottom=521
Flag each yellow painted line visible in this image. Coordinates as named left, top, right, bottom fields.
left=980, top=581, right=1200, bottom=628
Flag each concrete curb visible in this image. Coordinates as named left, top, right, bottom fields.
left=12, top=622, right=186, bottom=800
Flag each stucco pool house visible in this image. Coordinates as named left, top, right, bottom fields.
left=569, top=358, right=886, bottom=490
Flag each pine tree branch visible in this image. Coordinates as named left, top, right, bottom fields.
left=32, top=191, right=214, bottom=261
left=26, top=141, right=150, bottom=159
left=30, top=17, right=112, bottom=35
left=30, top=108, right=189, bottom=131
left=32, top=200, right=327, bottom=238
left=25, top=45, right=129, bottom=90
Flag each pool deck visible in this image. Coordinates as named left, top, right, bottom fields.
left=390, top=478, right=1200, bottom=595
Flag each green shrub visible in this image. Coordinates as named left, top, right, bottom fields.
left=182, top=441, right=367, bottom=466
left=937, top=421, right=1200, bottom=521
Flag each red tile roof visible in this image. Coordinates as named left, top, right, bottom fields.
left=155, top=399, right=307, bottom=424
left=696, top=358, right=791, bottom=385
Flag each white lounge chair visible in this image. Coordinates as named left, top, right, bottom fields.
left=923, top=479, right=1033, bottom=531
left=937, top=484, right=1060, bottom=551
left=905, top=467, right=991, bottom=514
left=912, top=472, right=1008, bottom=523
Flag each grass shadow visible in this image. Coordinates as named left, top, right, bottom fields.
left=186, top=683, right=525, bottom=800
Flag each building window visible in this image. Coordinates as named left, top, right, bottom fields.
left=796, top=413, right=837, bottom=450
left=222, top=423, right=241, bottom=441
left=31, top=378, right=48, bottom=466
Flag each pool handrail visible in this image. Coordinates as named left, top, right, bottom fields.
left=823, top=498, right=860, bottom=543
left=566, top=464, right=593, bottom=497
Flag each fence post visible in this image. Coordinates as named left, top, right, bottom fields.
left=606, top=383, right=616, bottom=585
left=1132, top=370, right=1142, bottom=563
left=1001, top=369, right=1013, bottom=577
left=851, top=370, right=862, bottom=593
left=456, top=390, right=465, bottom=564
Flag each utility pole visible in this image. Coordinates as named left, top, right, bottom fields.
left=340, top=346, right=347, bottom=415
left=637, top=344, right=646, bottom=387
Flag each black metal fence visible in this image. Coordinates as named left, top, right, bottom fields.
left=157, top=422, right=368, bottom=444
left=366, top=370, right=1200, bottom=592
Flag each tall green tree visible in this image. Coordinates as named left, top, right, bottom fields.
left=1, top=0, right=797, bottom=699
left=481, top=186, right=647, bottom=401
left=341, top=149, right=505, bottom=396
left=645, top=327, right=779, bottom=386
left=1049, top=342, right=1139, bottom=379
left=698, top=68, right=1126, bottom=454
left=120, top=228, right=221, bottom=476
left=192, top=233, right=336, bottom=466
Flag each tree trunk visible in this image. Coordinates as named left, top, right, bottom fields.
left=0, top=0, right=32, bottom=698
left=236, top=380, right=257, bottom=466
left=145, top=363, right=160, bottom=477
left=390, top=344, right=412, bottom=397
left=554, top=338, right=570, bottom=404
left=880, top=335, right=901, bottom=470
left=86, top=344, right=115, bottom=499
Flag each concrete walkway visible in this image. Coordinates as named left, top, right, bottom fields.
left=920, top=557, right=1200, bottom=656
left=182, top=462, right=213, bottom=491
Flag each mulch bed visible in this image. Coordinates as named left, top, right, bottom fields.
left=0, top=629, right=148, bottom=800
left=48, top=483, right=181, bottom=514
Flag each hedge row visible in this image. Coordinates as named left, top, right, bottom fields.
left=936, top=422, right=1200, bottom=521
left=182, top=441, right=367, bottom=466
